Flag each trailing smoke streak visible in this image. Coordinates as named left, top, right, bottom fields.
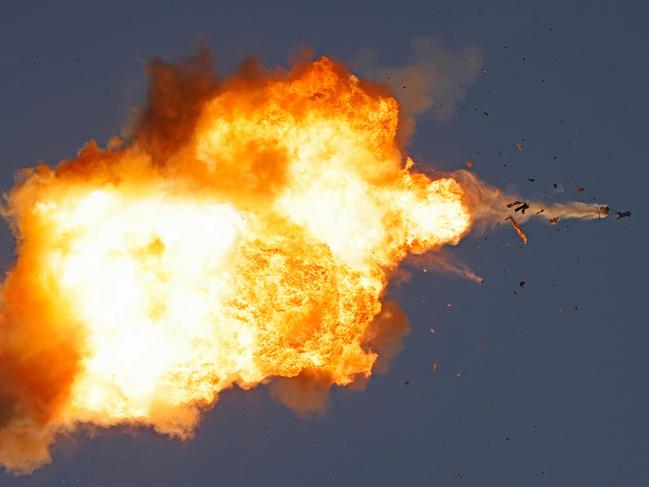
left=407, top=252, right=484, bottom=284
left=454, top=171, right=606, bottom=230
left=0, top=49, right=605, bottom=474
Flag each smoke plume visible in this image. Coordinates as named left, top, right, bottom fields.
left=352, top=36, right=483, bottom=137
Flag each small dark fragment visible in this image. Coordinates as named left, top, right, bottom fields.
left=528, top=178, right=535, bottom=182
left=514, top=202, right=529, bottom=214
left=519, top=281, right=526, bottom=287
left=616, top=210, right=631, bottom=219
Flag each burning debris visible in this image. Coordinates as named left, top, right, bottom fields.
left=505, top=216, right=529, bottom=244
left=0, top=48, right=610, bottom=474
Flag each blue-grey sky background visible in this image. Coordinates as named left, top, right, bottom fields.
left=0, top=1, right=647, bottom=485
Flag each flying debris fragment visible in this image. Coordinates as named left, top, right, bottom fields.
left=514, top=202, right=529, bottom=214
left=616, top=210, right=632, bottom=219
left=549, top=217, right=559, bottom=224
left=535, top=209, right=544, bottom=215
left=506, top=200, right=530, bottom=214
left=505, top=216, right=528, bottom=244
left=597, top=206, right=609, bottom=219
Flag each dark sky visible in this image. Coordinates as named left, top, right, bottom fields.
left=1, top=1, right=647, bottom=485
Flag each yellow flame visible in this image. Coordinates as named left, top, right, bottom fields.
left=0, top=56, right=471, bottom=472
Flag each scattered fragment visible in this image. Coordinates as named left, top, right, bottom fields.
left=432, top=362, right=438, bottom=372
left=519, top=281, right=526, bottom=287
left=577, top=187, right=585, bottom=193
left=616, top=210, right=631, bottom=219
left=447, top=303, right=453, bottom=309
left=404, top=380, right=410, bottom=386
left=516, top=143, right=524, bottom=151
left=514, top=202, right=529, bottom=214
left=505, top=216, right=529, bottom=244
left=507, top=200, right=522, bottom=208
left=553, top=183, right=565, bottom=193
left=535, top=209, right=544, bottom=215
left=430, top=328, right=436, bottom=335
left=465, top=160, right=473, bottom=168
left=549, top=217, right=559, bottom=224
left=597, top=206, right=609, bottom=218
left=528, top=178, right=535, bottom=182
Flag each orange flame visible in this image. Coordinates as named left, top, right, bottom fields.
left=0, top=52, right=473, bottom=473
left=0, top=49, right=606, bottom=474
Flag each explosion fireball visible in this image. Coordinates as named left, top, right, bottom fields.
left=0, top=48, right=604, bottom=473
